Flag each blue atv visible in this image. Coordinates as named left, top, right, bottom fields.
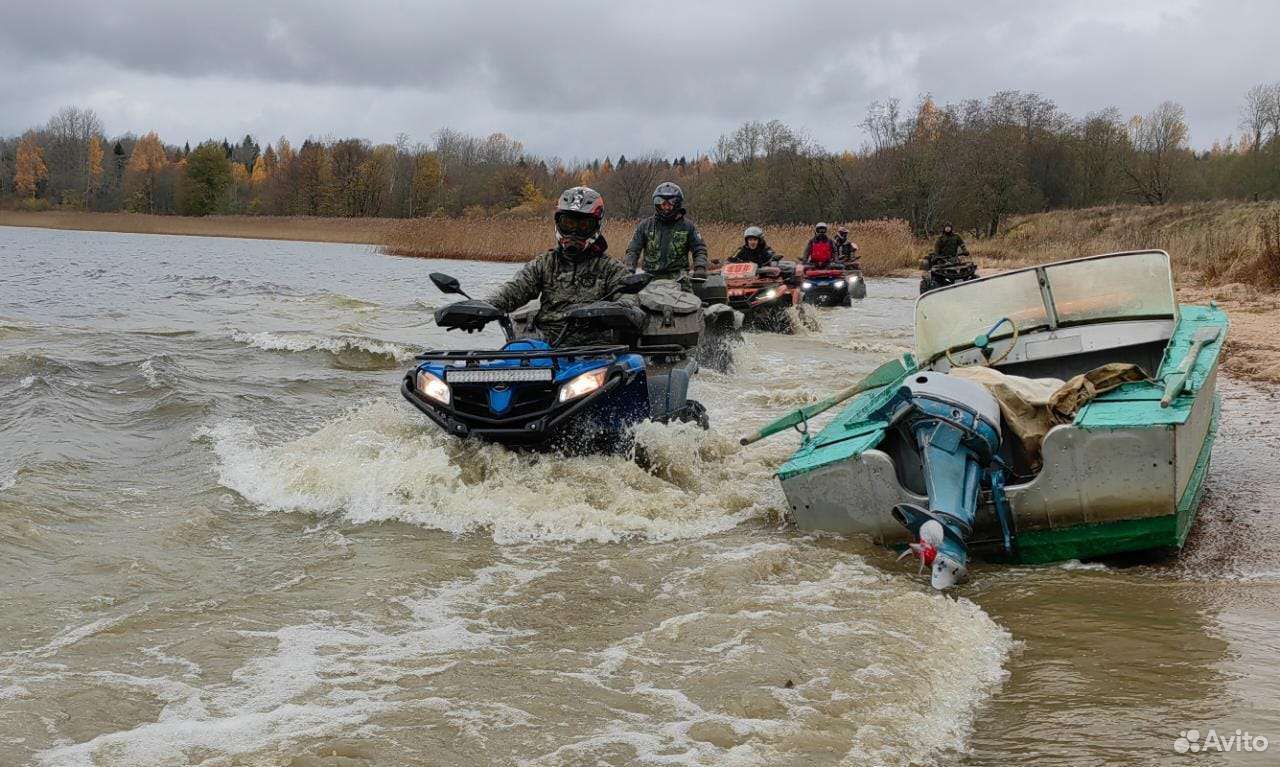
left=402, top=272, right=709, bottom=453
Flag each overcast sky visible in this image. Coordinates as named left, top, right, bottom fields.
left=0, top=0, right=1271, bottom=159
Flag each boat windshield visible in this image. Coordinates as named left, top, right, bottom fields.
left=915, top=250, right=1175, bottom=363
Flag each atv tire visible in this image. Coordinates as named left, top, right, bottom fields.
left=676, top=399, right=711, bottom=430
left=919, top=277, right=936, bottom=294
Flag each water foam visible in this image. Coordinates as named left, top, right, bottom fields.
left=204, top=399, right=774, bottom=543
left=525, top=544, right=1012, bottom=766
left=231, top=331, right=418, bottom=363
left=35, top=559, right=550, bottom=767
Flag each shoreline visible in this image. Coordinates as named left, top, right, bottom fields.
left=5, top=209, right=1278, bottom=385
left=0, top=210, right=393, bottom=246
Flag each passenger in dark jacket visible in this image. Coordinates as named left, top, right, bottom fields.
left=729, top=225, right=778, bottom=268
left=833, top=226, right=860, bottom=269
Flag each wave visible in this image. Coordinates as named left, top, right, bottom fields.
left=159, top=274, right=306, bottom=298
left=202, top=399, right=776, bottom=543
left=33, top=557, right=551, bottom=767
left=230, top=331, right=418, bottom=368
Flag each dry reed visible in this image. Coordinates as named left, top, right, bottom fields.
left=0, top=210, right=394, bottom=245
left=383, top=216, right=920, bottom=276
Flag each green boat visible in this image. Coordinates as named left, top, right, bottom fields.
left=771, top=250, right=1228, bottom=588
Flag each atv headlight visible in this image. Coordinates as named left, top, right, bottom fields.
left=801, top=281, right=813, bottom=291
left=757, top=288, right=779, bottom=302
left=558, top=369, right=606, bottom=403
left=833, top=279, right=846, bottom=289
left=416, top=370, right=451, bottom=405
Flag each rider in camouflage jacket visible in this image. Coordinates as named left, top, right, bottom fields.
left=486, top=186, right=627, bottom=346
left=624, top=182, right=709, bottom=282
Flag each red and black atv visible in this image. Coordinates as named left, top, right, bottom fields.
left=719, top=261, right=803, bottom=333
left=799, top=264, right=867, bottom=306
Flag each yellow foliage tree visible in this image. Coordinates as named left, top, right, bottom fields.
left=410, top=153, right=443, bottom=216
left=518, top=180, right=547, bottom=209
left=276, top=137, right=294, bottom=165
left=915, top=97, right=942, bottom=143
left=14, top=133, right=48, bottom=199
left=250, top=156, right=269, bottom=185
left=124, top=132, right=170, bottom=212
left=86, top=136, right=104, bottom=201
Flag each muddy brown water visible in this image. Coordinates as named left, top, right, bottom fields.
left=1, top=227, right=1278, bottom=766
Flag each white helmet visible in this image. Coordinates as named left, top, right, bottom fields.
left=743, top=226, right=764, bottom=239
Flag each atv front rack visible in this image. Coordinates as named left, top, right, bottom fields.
left=414, top=345, right=629, bottom=364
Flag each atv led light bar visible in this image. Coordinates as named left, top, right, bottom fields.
left=445, top=368, right=554, bottom=384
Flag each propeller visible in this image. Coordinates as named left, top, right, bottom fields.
left=897, top=519, right=944, bottom=575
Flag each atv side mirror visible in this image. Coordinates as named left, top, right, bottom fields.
left=618, top=272, right=653, bottom=294
left=430, top=272, right=469, bottom=298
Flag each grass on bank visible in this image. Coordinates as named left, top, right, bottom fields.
left=0, top=210, right=395, bottom=245
left=383, top=217, right=920, bottom=276
left=5, top=201, right=1279, bottom=289
left=975, top=200, right=1280, bottom=289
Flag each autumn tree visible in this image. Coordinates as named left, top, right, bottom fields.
left=86, top=136, right=104, bottom=205
left=14, top=133, right=48, bottom=198
left=293, top=140, right=335, bottom=215
left=410, top=152, right=443, bottom=216
left=123, top=132, right=170, bottom=212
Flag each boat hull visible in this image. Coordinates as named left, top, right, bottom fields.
left=779, top=304, right=1227, bottom=565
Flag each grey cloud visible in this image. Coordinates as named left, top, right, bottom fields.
left=1, top=0, right=1271, bottom=156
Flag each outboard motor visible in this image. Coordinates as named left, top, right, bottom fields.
left=880, top=372, right=1002, bottom=589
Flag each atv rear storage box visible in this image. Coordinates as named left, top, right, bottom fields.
left=639, top=279, right=703, bottom=349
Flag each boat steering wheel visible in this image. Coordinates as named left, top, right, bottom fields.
left=945, top=317, right=1019, bottom=368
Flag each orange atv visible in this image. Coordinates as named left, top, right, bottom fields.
left=718, top=261, right=803, bottom=333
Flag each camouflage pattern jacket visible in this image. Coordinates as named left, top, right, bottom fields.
left=933, top=232, right=968, bottom=260
left=624, top=214, right=709, bottom=278
left=486, top=239, right=628, bottom=345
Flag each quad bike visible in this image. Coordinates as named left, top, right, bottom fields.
left=404, top=272, right=711, bottom=453
left=919, top=252, right=978, bottom=294
left=800, top=264, right=867, bottom=306
left=719, top=261, right=803, bottom=333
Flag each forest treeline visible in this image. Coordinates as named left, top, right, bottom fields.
left=3, top=84, right=1280, bottom=237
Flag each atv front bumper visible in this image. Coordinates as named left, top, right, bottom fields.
left=401, top=371, right=640, bottom=446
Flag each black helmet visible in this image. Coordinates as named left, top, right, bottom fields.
left=652, top=181, right=684, bottom=222
left=942, top=222, right=954, bottom=233
left=554, top=186, right=604, bottom=255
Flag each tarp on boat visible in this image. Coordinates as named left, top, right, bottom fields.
left=951, top=363, right=1148, bottom=469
